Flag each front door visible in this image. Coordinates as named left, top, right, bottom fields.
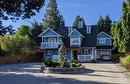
left=73, top=51, right=78, bottom=60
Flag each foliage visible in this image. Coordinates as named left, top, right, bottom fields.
left=121, top=56, right=130, bottom=65
left=111, top=0, right=130, bottom=53
left=73, top=15, right=86, bottom=28
left=16, top=25, right=31, bottom=37
left=44, top=61, right=59, bottom=67
left=97, top=15, right=112, bottom=34
left=0, top=0, right=45, bottom=21
left=70, top=60, right=81, bottom=68
left=71, top=60, right=78, bottom=64
left=43, top=0, right=65, bottom=30
left=0, top=35, right=31, bottom=55
left=104, top=15, right=112, bottom=34
left=91, top=58, right=97, bottom=63
left=58, top=43, right=66, bottom=67
left=0, top=21, right=15, bottom=36
left=112, top=54, right=125, bottom=62
left=111, top=21, right=125, bottom=53
left=97, top=16, right=105, bottom=33
left=0, top=46, right=5, bottom=56
left=30, top=20, right=43, bottom=48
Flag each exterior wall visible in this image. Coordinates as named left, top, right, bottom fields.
left=70, top=31, right=80, bottom=38
left=66, top=50, right=72, bottom=62
left=97, top=38, right=112, bottom=45
left=70, top=30, right=82, bottom=47
left=42, top=30, right=58, bottom=37
left=97, top=33, right=112, bottom=45
left=97, top=33, right=110, bottom=38
left=40, top=29, right=62, bottom=49
left=67, top=48, right=96, bottom=62
left=44, top=49, right=58, bottom=60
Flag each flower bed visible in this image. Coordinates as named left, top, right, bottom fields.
left=42, top=60, right=86, bottom=74
left=42, top=66, right=86, bottom=74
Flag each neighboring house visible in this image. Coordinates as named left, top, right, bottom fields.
left=38, top=21, right=112, bottom=62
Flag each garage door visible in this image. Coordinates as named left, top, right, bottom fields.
left=100, top=50, right=111, bottom=60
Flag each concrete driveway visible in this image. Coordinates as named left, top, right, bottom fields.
left=0, top=61, right=129, bottom=84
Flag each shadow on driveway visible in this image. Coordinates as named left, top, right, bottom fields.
left=0, top=73, right=116, bottom=84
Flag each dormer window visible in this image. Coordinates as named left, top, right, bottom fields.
left=87, top=26, right=91, bottom=34
left=78, top=21, right=83, bottom=28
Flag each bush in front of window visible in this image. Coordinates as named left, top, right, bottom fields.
left=44, top=61, right=59, bottom=67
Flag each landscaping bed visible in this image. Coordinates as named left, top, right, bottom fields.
left=42, top=60, right=86, bottom=74
left=42, top=66, right=86, bottom=74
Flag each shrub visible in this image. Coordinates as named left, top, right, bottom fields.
left=71, top=60, right=78, bottom=64
left=70, top=60, right=81, bottom=68
left=0, top=35, right=31, bottom=55
left=121, top=56, right=130, bottom=65
left=112, top=54, right=125, bottom=62
left=91, top=58, right=97, bottom=63
left=44, top=61, right=59, bottom=67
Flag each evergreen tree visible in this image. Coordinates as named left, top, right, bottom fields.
left=30, top=20, right=43, bottom=48
left=73, top=15, right=86, bottom=28
left=121, top=2, right=129, bottom=53
left=111, top=21, right=123, bottom=53
left=58, top=42, right=66, bottom=67
left=16, top=25, right=31, bottom=37
left=111, top=1, right=130, bottom=53
left=97, top=16, right=105, bottom=33
left=43, top=0, right=65, bottom=30
left=126, top=0, right=130, bottom=50
left=104, top=15, right=112, bottom=34
left=59, top=15, right=65, bottom=28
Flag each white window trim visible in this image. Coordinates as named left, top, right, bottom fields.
left=99, top=38, right=106, bottom=44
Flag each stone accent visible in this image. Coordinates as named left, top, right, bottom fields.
left=41, top=66, right=86, bottom=74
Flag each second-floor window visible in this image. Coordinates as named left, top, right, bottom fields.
left=72, top=39, right=79, bottom=43
left=71, top=38, right=80, bottom=44
left=99, top=38, right=106, bottom=44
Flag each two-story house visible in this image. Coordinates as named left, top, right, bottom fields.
left=38, top=21, right=112, bottom=62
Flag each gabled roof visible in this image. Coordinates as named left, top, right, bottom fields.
left=38, top=28, right=61, bottom=37
left=97, top=31, right=112, bottom=38
left=78, top=25, right=98, bottom=47
left=63, top=25, right=98, bottom=48
left=68, top=28, right=85, bottom=38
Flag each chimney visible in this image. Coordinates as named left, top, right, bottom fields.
left=78, top=21, right=83, bottom=28
left=68, top=27, right=73, bottom=34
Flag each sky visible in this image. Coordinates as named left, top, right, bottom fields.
left=2, top=0, right=124, bottom=30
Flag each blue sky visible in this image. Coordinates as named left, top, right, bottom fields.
left=2, top=0, right=124, bottom=30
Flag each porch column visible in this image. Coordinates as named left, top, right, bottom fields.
left=70, top=50, right=73, bottom=60
left=92, top=49, right=94, bottom=59
left=95, top=49, right=97, bottom=59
